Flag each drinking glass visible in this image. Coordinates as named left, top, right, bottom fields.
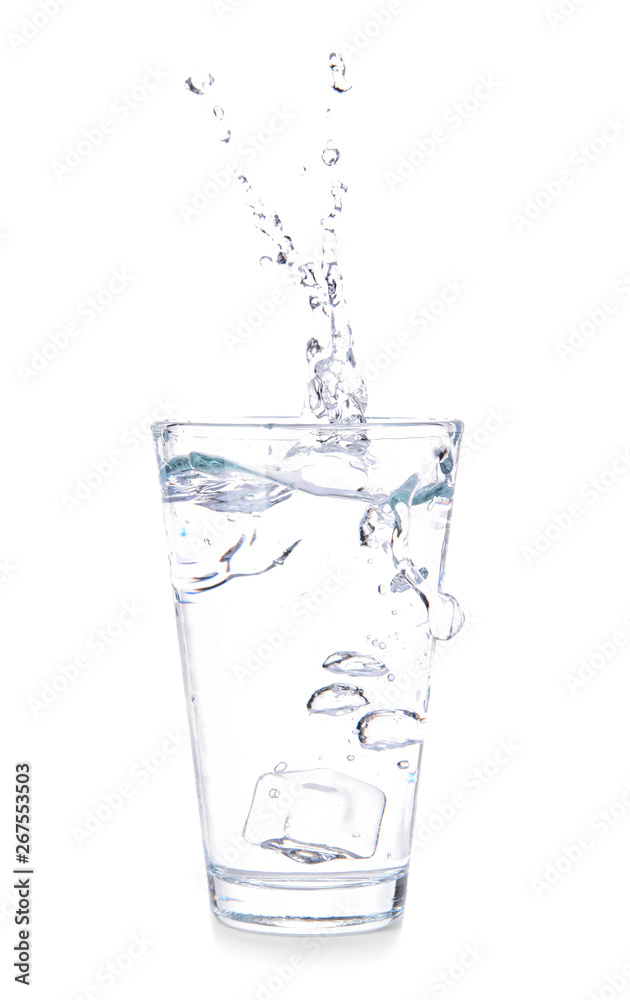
left=153, top=417, right=463, bottom=934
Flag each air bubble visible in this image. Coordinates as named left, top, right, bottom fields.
left=274, top=762, right=287, bottom=773
left=387, top=674, right=395, bottom=681
left=427, top=592, right=465, bottom=641
left=307, top=684, right=368, bottom=717
left=358, top=710, right=426, bottom=751
left=269, top=788, right=280, bottom=798
left=397, top=760, right=409, bottom=770
left=322, top=651, right=387, bottom=677
left=347, top=754, right=355, bottom=761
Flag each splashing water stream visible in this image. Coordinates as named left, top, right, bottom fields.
left=162, top=55, right=464, bottom=866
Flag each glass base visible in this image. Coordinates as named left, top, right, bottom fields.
left=208, top=866, right=408, bottom=935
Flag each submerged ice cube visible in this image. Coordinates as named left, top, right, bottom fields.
left=357, top=710, right=426, bottom=750
left=307, top=684, right=368, bottom=716
left=243, top=768, right=385, bottom=863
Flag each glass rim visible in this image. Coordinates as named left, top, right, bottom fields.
left=152, top=416, right=464, bottom=435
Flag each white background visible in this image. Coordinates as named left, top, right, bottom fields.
left=3, top=0, right=630, bottom=997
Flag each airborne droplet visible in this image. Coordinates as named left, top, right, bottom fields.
left=329, top=52, right=352, bottom=93
left=322, top=141, right=341, bottom=166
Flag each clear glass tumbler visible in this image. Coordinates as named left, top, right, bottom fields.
left=152, top=418, right=463, bottom=934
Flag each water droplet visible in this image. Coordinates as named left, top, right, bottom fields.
left=322, top=141, right=341, bottom=166
left=397, top=760, right=409, bottom=770
left=274, top=762, right=287, bottom=772
left=185, top=76, right=206, bottom=95
left=378, top=585, right=386, bottom=595
left=357, top=710, right=426, bottom=751
left=307, top=684, right=369, bottom=717
left=322, top=651, right=388, bottom=677
left=387, top=673, right=395, bottom=682
left=329, top=52, right=352, bottom=93
left=269, top=788, right=280, bottom=798
left=213, top=106, right=224, bottom=120
left=306, top=337, right=322, bottom=361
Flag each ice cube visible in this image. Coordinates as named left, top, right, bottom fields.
left=243, top=768, right=385, bottom=863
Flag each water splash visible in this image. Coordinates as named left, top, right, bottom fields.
left=177, top=66, right=463, bottom=635
left=185, top=57, right=367, bottom=424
